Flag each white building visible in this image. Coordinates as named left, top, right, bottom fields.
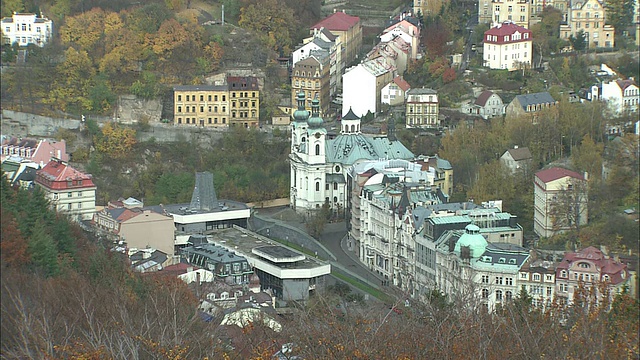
left=534, top=167, right=588, bottom=238
left=462, top=90, right=505, bottom=119
left=380, top=19, right=421, bottom=60
left=35, top=159, right=97, bottom=221
left=483, top=21, right=532, bottom=71
left=342, top=58, right=393, bottom=118
left=435, top=224, right=530, bottom=312
left=1, top=12, right=53, bottom=47
left=601, top=79, right=639, bottom=116
left=405, top=88, right=439, bottom=128
left=290, top=93, right=414, bottom=214
left=518, top=258, right=557, bottom=309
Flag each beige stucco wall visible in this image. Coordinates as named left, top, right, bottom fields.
left=120, top=210, right=175, bottom=256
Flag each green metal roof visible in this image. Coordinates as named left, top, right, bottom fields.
left=326, top=134, right=414, bottom=165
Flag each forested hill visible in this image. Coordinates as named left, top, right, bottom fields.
left=1, top=0, right=322, bottom=117
left=1, top=174, right=639, bottom=358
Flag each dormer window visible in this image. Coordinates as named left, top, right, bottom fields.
left=498, top=258, right=506, bottom=264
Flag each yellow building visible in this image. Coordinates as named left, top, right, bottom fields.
left=291, top=55, right=331, bottom=117
left=173, top=85, right=229, bottom=127
left=414, top=0, right=448, bottom=16
left=492, top=1, right=531, bottom=28
left=560, top=0, right=615, bottom=48
left=173, top=76, right=261, bottom=128
left=228, top=76, right=260, bottom=128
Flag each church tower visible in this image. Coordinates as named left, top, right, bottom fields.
left=291, top=92, right=310, bottom=153
left=306, top=99, right=326, bottom=163
left=340, top=107, right=361, bottom=135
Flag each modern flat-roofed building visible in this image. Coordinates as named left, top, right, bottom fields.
left=207, top=226, right=331, bottom=301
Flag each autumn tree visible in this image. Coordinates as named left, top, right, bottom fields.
left=95, top=122, right=137, bottom=159
left=45, top=47, right=95, bottom=112
left=571, top=134, right=603, bottom=184
left=239, top=0, right=297, bottom=53
left=1, top=0, right=24, bottom=17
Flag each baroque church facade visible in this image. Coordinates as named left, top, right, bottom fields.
left=289, top=93, right=414, bottom=214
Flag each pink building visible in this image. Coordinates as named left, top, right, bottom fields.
left=1, top=137, right=68, bottom=166
left=555, top=246, right=630, bottom=305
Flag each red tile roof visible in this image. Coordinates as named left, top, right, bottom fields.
left=557, top=246, right=629, bottom=285
left=535, top=167, right=585, bottom=183
left=311, top=12, right=360, bottom=31
left=393, top=76, right=411, bottom=92
left=484, top=22, right=531, bottom=44
left=36, top=159, right=95, bottom=190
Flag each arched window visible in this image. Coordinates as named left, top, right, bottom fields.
left=315, top=144, right=320, bottom=155
left=333, top=182, right=338, bottom=190
left=351, top=124, right=355, bottom=132
left=333, top=196, right=338, bottom=203
left=496, top=290, right=503, bottom=301
left=505, top=291, right=513, bottom=301
left=301, top=137, right=306, bottom=143
left=315, top=182, right=320, bottom=191
left=482, top=289, right=489, bottom=298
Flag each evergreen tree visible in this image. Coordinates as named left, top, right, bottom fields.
left=28, top=222, right=59, bottom=277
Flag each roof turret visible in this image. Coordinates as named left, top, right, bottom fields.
left=293, top=92, right=310, bottom=122
left=307, top=99, right=324, bottom=128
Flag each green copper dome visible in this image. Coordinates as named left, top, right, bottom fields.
left=293, top=92, right=310, bottom=122
left=307, top=99, right=324, bottom=128
left=454, top=224, right=488, bottom=258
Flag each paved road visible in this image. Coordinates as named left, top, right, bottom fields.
left=319, top=221, right=385, bottom=288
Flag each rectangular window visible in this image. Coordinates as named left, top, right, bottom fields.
left=68, top=192, right=73, bottom=198
left=177, top=95, right=182, bottom=101
left=200, top=95, right=204, bottom=101
left=208, top=95, right=212, bottom=101
left=78, top=191, right=82, bottom=197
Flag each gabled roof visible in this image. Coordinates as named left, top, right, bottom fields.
left=474, top=90, right=497, bottom=106
left=317, top=27, right=337, bottom=41
left=392, top=76, right=411, bottom=92
left=310, top=12, right=360, bottom=31
left=505, top=147, right=532, bottom=161
left=515, top=92, right=556, bottom=109
left=535, top=167, right=585, bottom=183
left=615, top=79, right=637, bottom=91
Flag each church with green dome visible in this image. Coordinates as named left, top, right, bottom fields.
left=289, top=93, right=414, bottom=214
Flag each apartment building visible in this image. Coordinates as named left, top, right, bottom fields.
left=173, top=85, right=229, bottom=127
left=291, top=53, right=331, bottom=117
left=228, top=76, right=260, bottom=128
left=483, top=21, right=533, bottom=71
left=405, top=88, right=439, bottom=129
left=35, top=159, right=97, bottom=221
left=173, top=76, right=260, bottom=128
left=559, top=0, right=615, bottom=48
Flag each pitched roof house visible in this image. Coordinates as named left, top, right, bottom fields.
left=500, top=146, right=532, bottom=173
left=462, top=90, right=505, bottom=119
left=506, top=91, right=557, bottom=122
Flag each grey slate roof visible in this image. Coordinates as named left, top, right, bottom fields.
left=173, top=85, right=227, bottom=91
left=515, top=92, right=556, bottom=109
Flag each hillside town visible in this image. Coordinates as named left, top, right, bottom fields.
left=1, top=0, right=639, bottom=358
